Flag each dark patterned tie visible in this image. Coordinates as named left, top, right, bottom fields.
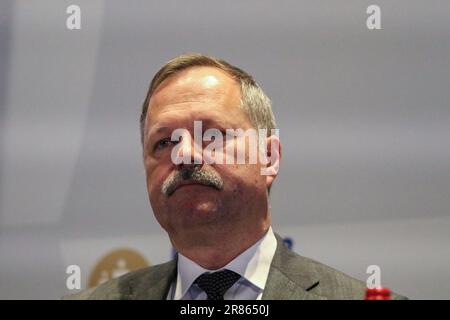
left=194, top=269, right=241, bottom=300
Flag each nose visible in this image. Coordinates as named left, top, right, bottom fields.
left=176, top=131, right=203, bottom=168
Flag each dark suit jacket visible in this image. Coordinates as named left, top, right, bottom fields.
left=65, top=234, right=406, bottom=300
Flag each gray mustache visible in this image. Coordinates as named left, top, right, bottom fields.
left=161, top=165, right=224, bottom=196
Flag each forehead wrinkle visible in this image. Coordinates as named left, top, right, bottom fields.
left=151, top=89, right=228, bottom=113
left=147, top=97, right=247, bottom=135
left=153, top=106, right=228, bottom=128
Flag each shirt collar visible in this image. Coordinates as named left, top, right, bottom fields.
left=174, top=226, right=277, bottom=300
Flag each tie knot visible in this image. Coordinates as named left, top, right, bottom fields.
left=194, top=269, right=241, bottom=300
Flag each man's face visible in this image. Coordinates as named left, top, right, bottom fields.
left=143, top=67, right=270, bottom=241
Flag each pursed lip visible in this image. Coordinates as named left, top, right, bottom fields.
left=173, top=181, right=209, bottom=192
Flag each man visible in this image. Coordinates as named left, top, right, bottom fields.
left=66, top=54, right=405, bottom=300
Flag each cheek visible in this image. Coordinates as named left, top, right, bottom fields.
left=215, top=162, right=263, bottom=190
left=145, top=160, right=167, bottom=193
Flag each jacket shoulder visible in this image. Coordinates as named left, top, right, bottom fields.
left=290, top=252, right=407, bottom=300
left=296, top=253, right=367, bottom=299
left=272, top=235, right=406, bottom=299
left=62, top=260, right=176, bottom=300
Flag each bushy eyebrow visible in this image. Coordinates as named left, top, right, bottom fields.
left=145, top=126, right=171, bottom=150
left=202, top=118, right=232, bottom=129
left=148, top=125, right=171, bottom=137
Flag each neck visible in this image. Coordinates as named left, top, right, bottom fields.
left=171, top=218, right=271, bottom=270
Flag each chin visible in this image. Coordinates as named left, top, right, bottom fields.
left=175, top=200, right=223, bottom=225
left=192, top=201, right=219, bottom=213
left=178, top=196, right=219, bottom=213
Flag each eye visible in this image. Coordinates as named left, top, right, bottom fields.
left=154, top=137, right=173, bottom=151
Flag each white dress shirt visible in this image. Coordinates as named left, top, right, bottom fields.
left=167, top=227, right=278, bottom=300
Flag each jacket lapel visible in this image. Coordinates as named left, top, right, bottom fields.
left=119, top=258, right=177, bottom=300
left=262, top=267, right=323, bottom=300
left=262, top=234, right=325, bottom=300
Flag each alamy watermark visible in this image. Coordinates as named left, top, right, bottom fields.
left=156, top=121, right=280, bottom=176
left=66, top=264, right=81, bottom=290
left=366, top=264, right=382, bottom=289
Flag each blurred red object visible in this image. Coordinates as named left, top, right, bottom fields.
left=365, top=287, right=391, bottom=300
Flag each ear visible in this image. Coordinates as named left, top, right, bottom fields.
left=261, top=134, right=281, bottom=189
